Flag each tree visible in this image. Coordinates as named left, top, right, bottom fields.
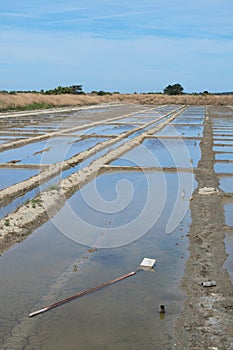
left=163, top=83, right=184, bottom=95
left=70, top=85, right=84, bottom=94
left=43, top=85, right=85, bottom=95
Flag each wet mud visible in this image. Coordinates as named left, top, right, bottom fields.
left=174, top=106, right=233, bottom=350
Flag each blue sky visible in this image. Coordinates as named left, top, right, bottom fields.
left=1, top=0, right=233, bottom=93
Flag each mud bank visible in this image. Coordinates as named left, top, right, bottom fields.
left=174, top=107, right=233, bottom=349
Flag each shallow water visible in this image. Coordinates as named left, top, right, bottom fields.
left=0, top=137, right=108, bottom=165
left=215, top=153, right=233, bottom=161
left=0, top=168, right=39, bottom=190
left=213, top=145, right=233, bottom=153
left=212, top=120, right=233, bottom=129
left=111, top=138, right=201, bottom=168
left=70, top=124, right=137, bottom=136
left=224, top=202, right=233, bottom=227
left=171, top=118, right=203, bottom=125
left=0, top=171, right=196, bottom=349
left=0, top=135, right=28, bottom=139
left=214, top=162, right=233, bottom=174
left=214, top=140, right=233, bottom=146
left=113, top=117, right=149, bottom=123
left=218, top=176, right=233, bottom=193
left=224, top=232, right=233, bottom=283
left=213, top=130, right=233, bottom=135
left=155, top=125, right=203, bottom=138
left=133, top=112, right=162, bottom=118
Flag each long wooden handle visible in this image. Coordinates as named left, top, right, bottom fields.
left=29, top=270, right=137, bottom=317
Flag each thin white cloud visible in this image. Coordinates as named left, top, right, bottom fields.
left=48, top=10, right=150, bottom=25
left=1, top=29, right=232, bottom=92
left=1, top=0, right=232, bottom=92
left=0, top=11, right=38, bottom=19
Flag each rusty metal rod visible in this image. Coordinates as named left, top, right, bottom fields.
left=29, top=270, right=137, bottom=318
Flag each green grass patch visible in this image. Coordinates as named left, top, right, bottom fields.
left=4, top=219, right=10, bottom=227
left=0, top=102, right=55, bottom=113
left=48, top=184, right=60, bottom=191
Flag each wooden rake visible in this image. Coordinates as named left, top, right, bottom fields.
left=29, top=257, right=156, bottom=318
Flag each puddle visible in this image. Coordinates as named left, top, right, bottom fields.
left=224, top=203, right=233, bottom=227
left=214, top=162, right=233, bottom=174
left=223, top=232, right=233, bottom=283
left=155, top=125, right=203, bottom=138
left=0, top=171, right=196, bottom=349
left=111, top=138, right=201, bottom=168
left=0, top=168, right=39, bottom=191
left=218, top=176, right=233, bottom=193
left=0, top=137, right=108, bottom=165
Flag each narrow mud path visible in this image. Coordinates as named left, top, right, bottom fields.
left=174, top=108, right=233, bottom=349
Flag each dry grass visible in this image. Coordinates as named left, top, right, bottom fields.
left=0, top=92, right=232, bottom=110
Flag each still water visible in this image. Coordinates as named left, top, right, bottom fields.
left=0, top=171, right=196, bottom=349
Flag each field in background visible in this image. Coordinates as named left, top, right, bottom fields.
left=0, top=92, right=233, bottom=111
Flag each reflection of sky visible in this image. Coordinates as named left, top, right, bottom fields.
left=52, top=170, right=196, bottom=247
left=214, top=162, right=233, bottom=174
left=215, top=153, right=233, bottom=161
left=155, top=125, right=203, bottom=137
left=72, top=124, right=136, bottom=135
left=0, top=137, right=108, bottom=164
left=0, top=169, right=196, bottom=349
left=112, top=138, right=201, bottom=168
left=219, top=177, right=233, bottom=193
left=224, top=203, right=233, bottom=227
left=0, top=168, right=39, bottom=190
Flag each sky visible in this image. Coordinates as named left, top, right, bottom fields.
left=1, top=0, right=233, bottom=93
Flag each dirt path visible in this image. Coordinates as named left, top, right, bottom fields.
left=174, top=107, right=233, bottom=349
